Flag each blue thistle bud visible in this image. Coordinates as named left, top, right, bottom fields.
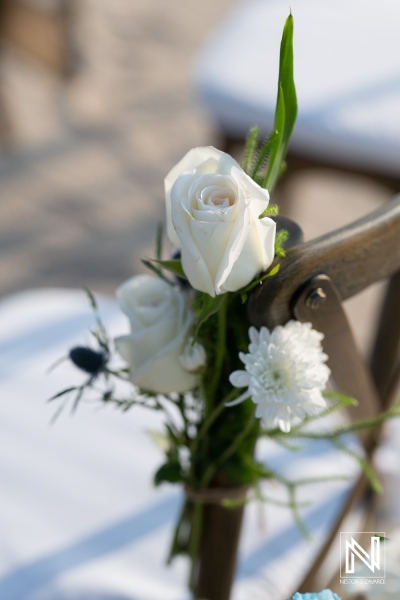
left=69, top=346, right=108, bottom=374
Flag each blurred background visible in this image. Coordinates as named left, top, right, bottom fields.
left=0, top=0, right=237, bottom=296
left=0, top=0, right=394, bottom=319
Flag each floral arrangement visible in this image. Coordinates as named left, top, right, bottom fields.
left=51, top=13, right=399, bottom=600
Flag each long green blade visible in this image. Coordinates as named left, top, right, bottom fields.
left=265, top=13, right=297, bottom=193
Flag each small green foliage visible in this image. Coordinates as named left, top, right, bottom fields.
left=154, top=461, right=183, bottom=486
left=275, top=228, right=289, bottom=258
left=239, top=263, right=281, bottom=303
left=259, top=203, right=279, bottom=218
left=242, top=126, right=260, bottom=174
left=84, top=287, right=98, bottom=312
left=145, top=258, right=187, bottom=280
left=193, top=293, right=226, bottom=340
left=141, top=258, right=164, bottom=279
left=250, top=131, right=279, bottom=181
left=333, top=439, right=383, bottom=493
left=243, top=455, right=275, bottom=480
left=323, top=390, right=358, bottom=407
left=48, top=386, right=80, bottom=402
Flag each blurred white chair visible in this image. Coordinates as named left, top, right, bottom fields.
left=194, top=0, right=400, bottom=190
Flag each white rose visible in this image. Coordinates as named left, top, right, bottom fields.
left=165, top=146, right=276, bottom=297
left=114, top=275, right=199, bottom=394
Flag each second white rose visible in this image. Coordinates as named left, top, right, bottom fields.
left=114, top=275, right=200, bottom=394
left=165, top=146, right=276, bottom=297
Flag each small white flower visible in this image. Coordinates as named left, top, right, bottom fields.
left=179, top=338, right=207, bottom=373
left=227, top=321, right=331, bottom=433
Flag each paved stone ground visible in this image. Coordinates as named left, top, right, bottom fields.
left=0, top=0, right=394, bottom=355
left=0, top=0, right=236, bottom=295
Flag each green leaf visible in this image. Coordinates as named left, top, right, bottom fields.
left=323, top=390, right=358, bottom=406
left=84, top=287, right=98, bottom=312
left=333, top=439, right=383, bottom=493
left=141, top=258, right=164, bottom=279
left=278, top=13, right=297, bottom=149
left=145, top=258, right=187, bottom=280
left=264, top=85, right=285, bottom=192
left=48, top=387, right=77, bottom=402
left=239, top=263, right=280, bottom=296
left=165, top=424, right=183, bottom=448
left=193, top=293, right=226, bottom=339
left=243, top=456, right=275, bottom=480
left=154, top=461, right=183, bottom=486
left=264, top=13, right=297, bottom=193
left=373, top=534, right=390, bottom=542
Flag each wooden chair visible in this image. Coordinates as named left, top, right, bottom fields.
left=247, top=194, right=400, bottom=595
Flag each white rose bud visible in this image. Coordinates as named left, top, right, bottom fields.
left=165, top=146, right=276, bottom=297
left=179, top=338, right=206, bottom=373
left=114, top=275, right=199, bottom=394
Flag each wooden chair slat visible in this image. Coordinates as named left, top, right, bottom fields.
left=249, top=195, right=400, bottom=329
left=247, top=194, right=400, bottom=594
left=293, top=274, right=380, bottom=422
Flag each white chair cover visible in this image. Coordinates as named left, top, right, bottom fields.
left=194, top=0, right=400, bottom=176
left=0, top=289, right=361, bottom=599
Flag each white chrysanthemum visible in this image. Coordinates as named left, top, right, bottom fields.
left=228, top=321, right=331, bottom=433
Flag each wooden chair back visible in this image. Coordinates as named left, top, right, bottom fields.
left=248, top=194, right=400, bottom=592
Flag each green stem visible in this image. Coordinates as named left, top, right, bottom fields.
left=200, top=412, right=257, bottom=489
left=264, top=400, right=400, bottom=441
left=188, top=501, right=204, bottom=593
left=189, top=387, right=238, bottom=474
left=177, top=393, right=189, bottom=440
left=208, top=295, right=228, bottom=406
left=188, top=413, right=255, bottom=594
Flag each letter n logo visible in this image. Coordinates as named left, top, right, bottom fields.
left=345, top=536, right=380, bottom=573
